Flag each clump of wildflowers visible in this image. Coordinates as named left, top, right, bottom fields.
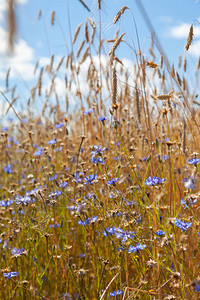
left=155, top=230, right=165, bottom=236
left=145, top=176, right=166, bottom=186
left=174, top=218, right=192, bottom=231
left=110, top=290, right=123, bottom=296
left=127, top=243, right=146, bottom=253
left=188, top=158, right=200, bottom=165
left=4, top=272, right=18, bottom=279
left=4, top=164, right=13, bottom=174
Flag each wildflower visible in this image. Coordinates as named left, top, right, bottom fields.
left=115, top=228, right=135, bottom=243
left=78, top=216, right=98, bottom=225
left=91, top=145, right=107, bottom=156
left=180, top=197, right=197, bottom=208
left=4, top=272, right=18, bottom=279
left=145, top=176, right=166, bottom=186
left=106, top=177, right=119, bottom=185
left=184, top=175, right=196, bottom=190
left=54, top=146, right=63, bottom=152
left=74, top=172, right=84, bottom=183
left=188, top=158, right=200, bottom=165
left=91, top=156, right=104, bottom=164
left=0, top=200, right=13, bottom=207
left=110, top=290, right=123, bottom=296
left=4, top=164, right=13, bottom=174
left=155, top=230, right=165, bottom=236
left=15, top=195, right=32, bottom=205
left=125, top=200, right=135, bottom=206
left=2, top=126, right=8, bottom=132
left=98, top=116, right=106, bottom=122
left=59, top=181, right=68, bottom=188
left=11, top=247, right=25, bottom=255
left=48, top=138, right=56, bottom=145
left=34, top=147, right=44, bottom=156
left=49, top=223, right=60, bottom=228
left=102, top=227, right=116, bottom=236
left=174, top=218, right=192, bottom=231
left=194, top=284, right=200, bottom=292
left=83, top=108, right=93, bottom=115
left=49, top=174, right=58, bottom=181
left=84, top=174, right=98, bottom=185
left=128, top=243, right=146, bottom=253
left=55, top=122, right=64, bottom=128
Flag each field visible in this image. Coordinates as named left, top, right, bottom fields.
left=1, top=2, right=200, bottom=299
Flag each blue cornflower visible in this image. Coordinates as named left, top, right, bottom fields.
left=110, top=290, right=123, bottom=296
left=55, top=122, right=64, bottom=129
left=54, top=146, right=63, bottom=152
left=11, top=247, right=24, bottom=255
left=188, top=158, right=200, bottom=165
left=78, top=216, right=98, bottom=226
left=2, top=127, right=8, bottom=132
left=107, top=178, right=119, bottom=185
left=174, top=218, right=192, bottom=231
left=115, top=228, right=135, bottom=243
left=49, top=223, right=60, bottom=228
left=59, top=181, right=68, bottom=188
left=98, top=116, right=106, bottom=122
left=48, top=138, right=57, bottom=145
left=0, top=200, right=13, bottom=207
left=155, top=230, right=165, bottom=236
left=83, top=108, right=93, bottom=115
left=181, top=197, right=197, bottom=209
left=84, top=174, right=98, bottom=185
left=49, top=174, right=58, bottom=181
left=91, top=156, right=104, bottom=164
left=128, top=243, right=146, bottom=253
left=194, top=284, right=200, bottom=292
left=4, top=272, right=18, bottom=279
left=102, top=227, right=116, bottom=236
left=145, top=176, right=166, bottom=186
left=184, top=175, right=196, bottom=190
left=34, top=147, right=44, bottom=156
left=4, top=164, right=13, bottom=174
left=74, top=172, right=84, bottom=183
left=125, top=200, right=135, bottom=206
left=15, top=195, right=32, bottom=205
left=91, top=145, right=107, bottom=156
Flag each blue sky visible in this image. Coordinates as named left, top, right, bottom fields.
left=0, top=0, right=200, bottom=118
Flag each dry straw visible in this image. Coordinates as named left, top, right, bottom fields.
left=111, top=66, right=117, bottom=106
left=85, top=21, right=89, bottom=43
left=51, top=11, right=55, bottom=26
left=73, top=23, right=83, bottom=45
left=8, top=0, right=16, bottom=52
left=185, top=24, right=193, bottom=51
left=109, top=33, right=126, bottom=64
left=113, top=6, right=129, bottom=24
left=76, top=40, right=85, bottom=58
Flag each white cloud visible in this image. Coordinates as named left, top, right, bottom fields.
left=169, top=23, right=200, bottom=39
left=0, top=27, right=36, bottom=81
left=187, top=40, right=200, bottom=56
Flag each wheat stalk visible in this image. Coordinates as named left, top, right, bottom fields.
left=185, top=24, right=193, bottom=51
left=73, top=23, right=83, bottom=44
left=109, top=33, right=126, bottom=64
left=51, top=11, right=55, bottom=25
left=111, top=66, right=117, bottom=106
left=113, top=6, right=129, bottom=24
left=76, top=40, right=85, bottom=58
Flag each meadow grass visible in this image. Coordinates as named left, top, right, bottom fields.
left=1, top=2, right=200, bottom=299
